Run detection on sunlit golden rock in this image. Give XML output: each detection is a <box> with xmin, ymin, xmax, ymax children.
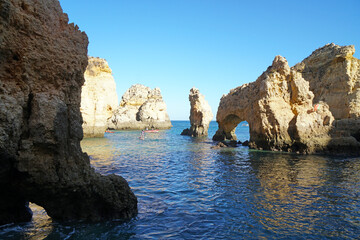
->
<box><xmin>108</xmin><ymin>84</ymin><xmax>172</xmax><ymax>129</ymax></box>
<box><xmin>81</xmin><ymin>57</ymin><xmax>118</xmax><ymax>137</ymax></box>
<box><xmin>182</xmin><ymin>87</ymin><xmax>213</xmax><ymax>137</ymax></box>
<box><xmin>214</xmin><ymin>44</ymin><xmax>360</xmax><ymax>154</ymax></box>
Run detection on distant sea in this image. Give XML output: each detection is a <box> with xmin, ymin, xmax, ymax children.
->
<box><xmin>1</xmin><ymin>121</ymin><xmax>360</xmax><ymax>239</ymax></box>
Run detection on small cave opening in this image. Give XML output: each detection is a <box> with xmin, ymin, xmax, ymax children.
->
<box><xmin>351</xmin><ymin>130</ymin><xmax>360</xmax><ymax>142</ymax></box>
<box><xmin>25</xmin><ymin>202</ymin><xmax>53</xmax><ymax>239</ymax></box>
<box><xmin>29</xmin><ymin>202</ymin><xmax>51</xmax><ymax>224</ymax></box>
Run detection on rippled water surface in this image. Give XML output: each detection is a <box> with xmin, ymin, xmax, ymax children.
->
<box><xmin>2</xmin><ymin>121</ymin><xmax>360</xmax><ymax>239</ymax></box>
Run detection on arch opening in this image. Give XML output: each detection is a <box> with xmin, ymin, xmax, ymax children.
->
<box><xmin>213</xmin><ymin>114</ymin><xmax>249</xmax><ymax>141</ymax></box>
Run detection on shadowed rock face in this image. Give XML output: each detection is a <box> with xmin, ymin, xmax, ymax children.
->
<box><xmin>213</xmin><ymin>45</ymin><xmax>360</xmax><ymax>154</ymax></box>
<box><xmin>0</xmin><ymin>0</ymin><xmax>137</xmax><ymax>224</ymax></box>
<box><xmin>181</xmin><ymin>87</ymin><xmax>213</xmax><ymax>137</ymax></box>
<box><xmin>81</xmin><ymin>57</ymin><xmax>118</xmax><ymax>138</ymax></box>
<box><xmin>108</xmin><ymin>84</ymin><xmax>172</xmax><ymax>130</ymax></box>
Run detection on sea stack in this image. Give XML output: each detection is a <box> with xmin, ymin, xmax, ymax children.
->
<box><xmin>213</xmin><ymin>44</ymin><xmax>360</xmax><ymax>155</ymax></box>
<box><xmin>81</xmin><ymin>57</ymin><xmax>118</xmax><ymax>137</ymax></box>
<box><xmin>0</xmin><ymin>0</ymin><xmax>137</xmax><ymax>224</ymax></box>
<box><xmin>108</xmin><ymin>84</ymin><xmax>172</xmax><ymax>130</ymax></box>
<box><xmin>181</xmin><ymin>87</ymin><xmax>213</xmax><ymax>137</ymax></box>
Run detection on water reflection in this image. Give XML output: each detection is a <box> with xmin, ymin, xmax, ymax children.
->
<box><xmin>25</xmin><ymin>203</ymin><xmax>53</xmax><ymax>240</ymax></box>
<box><xmin>81</xmin><ymin>136</ymin><xmax>118</xmax><ymax>170</ymax></box>
<box><xmin>0</xmin><ymin>203</ymin><xmax>53</xmax><ymax>240</ymax></box>
<box><xmin>247</xmin><ymin>152</ymin><xmax>360</xmax><ymax>238</ymax></box>
<box><xmin>1</xmin><ymin>122</ymin><xmax>360</xmax><ymax>239</ymax></box>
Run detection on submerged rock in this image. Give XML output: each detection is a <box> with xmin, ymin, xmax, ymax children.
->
<box><xmin>214</xmin><ymin>44</ymin><xmax>360</xmax><ymax>154</ymax></box>
<box><xmin>228</xmin><ymin>140</ymin><xmax>238</xmax><ymax>147</ymax></box>
<box><xmin>108</xmin><ymin>84</ymin><xmax>172</xmax><ymax>130</ymax></box>
<box><xmin>211</xmin><ymin>142</ymin><xmax>228</xmax><ymax>149</ymax></box>
<box><xmin>210</xmin><ymin>140</ymin><xmax>239</xmax><ymax>149</ymax></box>
<box><xmin>0</xmin><ymin>0</ymin><xmax>137</xmax><ymax>224</ymax></box>
<box><xmin>182</xmin><ymin>87</ymin><xmax>213</xmax><ymax>137</ymax></box>
<box><xmin>181</xmin><ymin>128</ymin><xmax>191</xmax><ymax>136</ymax></box>
<box><xmin>81</xmin><ymin>57</ymin><xmax>118</xmax><ymax>138</ymax></box>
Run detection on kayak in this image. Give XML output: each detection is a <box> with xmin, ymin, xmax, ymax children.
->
<box><xmin>144</xmin><ymin>129</ymin><xmax>159</xmax><ymax>133</ymax></box>
<box><xmin>105</xmin><ymin>130</ymin><xmax>114</xmax><ymax>133</ymax></box>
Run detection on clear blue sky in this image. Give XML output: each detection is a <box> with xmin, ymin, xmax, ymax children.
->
<box><xmin>60</xmin><ymin>0</ymin><xmax>360</xmax><ymax>120</ymax></box>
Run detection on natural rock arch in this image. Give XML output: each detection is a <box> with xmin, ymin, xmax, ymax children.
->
<box><xmin>213</xmin><ymin>114</ymin><xmax>243</xmax><ymax>141</ymax></box>
<box><xmin>213</xmin><ymin>56</ymin><xmax>298</xmax><ymax>147</ymax></box>
<box><xmin>213</xmin><ymin>55</ymin><xmax>334</xmax><ymax>152</ymax></box>
<box><xmin>213</xmin><ymin>44</ymin><xmax>360</xmax><ymax>154</ymax></box>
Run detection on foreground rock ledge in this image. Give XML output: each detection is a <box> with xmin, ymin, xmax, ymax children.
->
<box><xmin>0</xmin><ymin>0</ymin><xmax>137</xmax><ymax>224</ymax></box>
<box><xmin>213</xmin><ymin>44</ymin><xmax>360</xmax><ymax>154</ymax></box>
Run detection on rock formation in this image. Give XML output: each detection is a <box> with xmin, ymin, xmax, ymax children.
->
<box><xmin>108</xmin><ymin>84</ymin><xmax>172</xmax><ymax>129</ymax></box>
<box><xmin>181</xmin><ymin>87</ymin><xmax>213</xmax><ymax>137</ymax></box>
<box><xmin>293</xmin><ymin>43</ymin><xmax>360</xmax><ymax>119</ymax></box>
<box><xmin>0</xmin><ymin>0</ymin><xmax>137</xmax><ymax>224</ymax></box>
<box><xmin>81</xmin><ymin>57</ymin><xmax>118</xmax><ymax>138</ymax></box>
<box><xmin>213</xmin><ymin>44</ymin><xmax>360</xmax><ymax>154</ymax></box>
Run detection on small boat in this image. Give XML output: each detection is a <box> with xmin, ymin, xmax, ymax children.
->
<box><xmin>105</xmin><ymin>130</ymin><xmax>114</xmax><ymax>133</ymax></box>
<box><xmin>144</xmin><ymin>129</ymin><xmax>159</xmax><ymax>133</ymax></box>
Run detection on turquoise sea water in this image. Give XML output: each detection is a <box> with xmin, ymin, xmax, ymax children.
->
<box><xmin>1</xmin><ymin>121</ymin><xmax>360</xmax><ymax>239</ymax></box>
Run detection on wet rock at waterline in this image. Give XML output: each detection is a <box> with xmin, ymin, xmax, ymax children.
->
<box><xmin>210</xmin><ymin>140</ymin><xmax>241</xmax><ymax>149</ymax></box>
<box><xmin>182</xmin><ymin>87</ymin><xmax>213</xmax><ymax>137</ymax></box>
<box><xmin>181</xmin><ymin>128</ymin><xmax>191</xmax><ymax>136</ymax></box>
<box><xmin>108</xmin><ymin>84</ymin><xmax>172</xmax><ymax>130</ymax></box>
<box><xmin>81</xmin><ymin>57</ymin><xmax>118</xmax><ymax>138</ymax></box>
<box><xmin>213</xmin><ymin>44</ymin><xmax>360</xmax><ymax>154</ymax></box>
<box><xmin>0</xmin><ymin>0</ymin><xmax>137</xmax><ymax>224</ymax></box>
<box><xmin>211</xmin><ymin>142</ymin><xmax>228</xmax><ymax>149</ymax></box>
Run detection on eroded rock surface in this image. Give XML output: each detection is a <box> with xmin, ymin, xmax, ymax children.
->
<box><xmin>108</xmin><ymin>84</ymin><xmax>172</xmax><ymax>129</ymax></box>
<box><xmin>293</xmin><ymin>43</ymin><xmax>360</xmax><ymax>119</ymax></box>
<box><xmin>181</xmin><ymin>87</ymin><xmax>213</xmax><ymax>137</ymax></box>
<box><xmin>81</xmin><ymin>57</ymin><xmax>118</xmax><ymax>137</ymax></box>
<box><xmin>214</xmin><ymin>45</ymin><xmax>360</xmax><ymax>154</ymax></box>
<box><xmin>0</xmin><ymin>0</ymin><xmax>137</xmax><ymax>224</ymax></box>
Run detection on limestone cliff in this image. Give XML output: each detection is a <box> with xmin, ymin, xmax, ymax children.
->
<box><xmin>293</xmin><ymin>43</ymin><xmax>360</xmax><ymax>119</ymax></box>
<box><xmin>81</xmin><ymin>57</ymin><xmax>118</xmax><ymax>138</ymax></box>
<box><xmin>108</xmin><ymin>84</ymin><xmax>172</xmax><ymax>129</ymax></box>
<box><xmin>214</xmin><ymin>45</ymin><xmax>360</xmax><ymax>154</ymax></box>
<box><xmin>181</xmin><ymin>87</ymin><xmax>213</xmax><ymax>137</ymax></box>
<box><xmin>0</xmin><ymin>0</ymin><xmax>137</xmax><ymax>224</ymax></box>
